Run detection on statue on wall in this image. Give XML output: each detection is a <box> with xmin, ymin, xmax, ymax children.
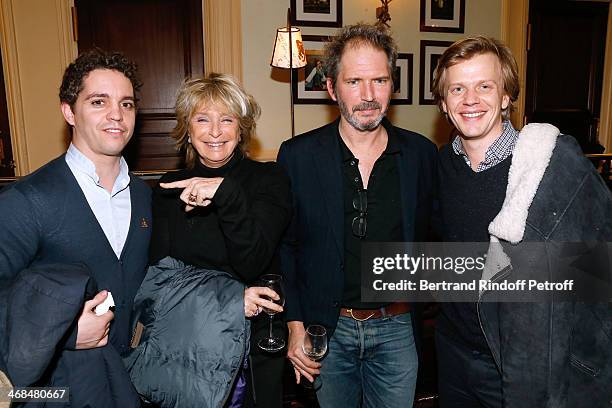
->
<box><xmin>376</xmin><ymin>0</ymin><xmax>392</xmax><ymax>28</ymax></box>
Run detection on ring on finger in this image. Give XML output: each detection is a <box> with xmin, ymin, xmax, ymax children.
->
<box><xmin>188</xmin><ymin>193</ymin><xmax>197</xmax><ymax>203</ymax></box>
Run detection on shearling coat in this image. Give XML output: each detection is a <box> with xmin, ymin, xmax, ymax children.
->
<box><xmin>478</xmin><ymin>124</ymin><xmax>612</xmax><ymax>407</ymax></box>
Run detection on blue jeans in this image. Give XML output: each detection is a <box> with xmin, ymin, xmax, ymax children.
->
<box><xmin>316</xmin><ymin>312</ymin><xmax>418</xmax><ymax>408</ymax></box>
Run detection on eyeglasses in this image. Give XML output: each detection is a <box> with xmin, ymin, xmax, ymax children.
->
<box><xmin>351</xmin><ymin>189</ymin><xmax>367</xmax><ymax>238</ymax></box>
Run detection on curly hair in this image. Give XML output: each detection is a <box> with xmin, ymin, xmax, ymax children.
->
<box><xmin>173</xmin><ymin>73</ymin><xmax>261</xmax><ymax>169</ymax></box>
<box><xmin>432</xmin><ymin>36</ymin><xmax>519</xmax><ymax>120</ymax></box>
<box><xmin>59</xmin><ymin>48</ymin><xmax>142</xmax><ymax>107</ymax></box>
<box><xmin>324</xmin><ymin>23</ymin><xmax>398</xmax><ymax>92</ymax></box>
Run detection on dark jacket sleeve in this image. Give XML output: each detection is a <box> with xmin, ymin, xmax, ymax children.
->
<box><xmin>148</xmin><ymin>176</ymin><xmax>175</xmax><ymax>265</ymax></box>
<box><xmin>213</xmin><ymin>162</ymin><xmax>292</xmax><ymax>282</ymax></box>
<box><xmin>6</xmin><ymin>263</ymin><xmax>140</xmax><ymax>406</ymax></box>
<box><xmin>0</xmin><ymin>185</ymin><xmax>41</xmax><ymax>279</ymax></box>
<box><xmin>0</xmin><ymin>184</ymin><xmax>88</xmax><ymax>357</ymax></box>
<box><xmin>429</xmin><ymin>145</ymin><xmax>442</xmax><ymax>241</ymax></box>
<box><xmin>0</xmin><ymin>185</ymin><xmax>42</xmax><ymax>369</ymax></box>
<box><xmin>5</xmin><ymin>263</ymin><xmax>93</xmax><ymax>386</ymax></box>
<box><xmin>276</xmin><ymin>143</ymin><xmax>303</xmax><ymax>322</ymax></box>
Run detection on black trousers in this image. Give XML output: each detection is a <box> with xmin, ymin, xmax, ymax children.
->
<box><xmin>244</xmin><ymin>315</ymin><xmax>287</xmax><ymax>408</ymax></box>
<box><xmin>435</xmin><ymin>330</ymin><xmax>503</xmax><ymax>408</ymax></box>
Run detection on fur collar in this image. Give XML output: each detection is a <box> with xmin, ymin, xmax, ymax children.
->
<box><xmin>488</xmin><ymin>123</ymin><xmax>560</xmax><ymax>244</ymax></box>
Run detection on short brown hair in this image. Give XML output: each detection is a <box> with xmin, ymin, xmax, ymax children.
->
<box><xmin>59</xmin><ymin>48</ymin><xmax>141</xmax><ymax>108</ymax></box>
<box><xmin>324</xmin><ymin>23</ymin><xmax>398</xmax><ymax>91</ymax></box>
<box><xmin>173</xmin><ymin>73</ymin><xmax>261</xmax><ymax>168</ymax></box>
<box><xmin>432</xmin><ymin>36</ymin><xmax>519</xmax><ymax>119</ymax></box>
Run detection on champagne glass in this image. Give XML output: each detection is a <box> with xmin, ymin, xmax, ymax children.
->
<box><xmin>301</xmin><ymin>324</ymin><xmax>327</xmax><ymax>389</ymax></box>
<box><xmin>257</xmin><ymin>274</ymin><xmax>286</xmax><ymax>352</ymax></box>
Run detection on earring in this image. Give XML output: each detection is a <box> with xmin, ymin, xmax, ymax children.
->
<box><xmin>188</xmin><ymin>136</ymin><xmax>191</xmax><ymax>144</ymax></box>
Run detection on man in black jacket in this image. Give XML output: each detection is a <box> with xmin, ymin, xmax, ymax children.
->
<box><xmin>433</xmin><ymin>36</ymin><xmax>612</xmax><ymax>407</ymax></box>
<box><xmin>278</xmin><ymin>23</ymin><xmax>437</xmax><ymax>407</ymax></box>
<box><xmin>0</xmin><ymin>49</ymin><xmax>150</xmax><ymax>405</ymax></box>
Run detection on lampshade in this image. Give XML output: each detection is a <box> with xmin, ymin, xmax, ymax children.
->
<box><xmin>270</xmin><ymin>27</ymin><xmax>307</xmax><ymax>68</ymax></box>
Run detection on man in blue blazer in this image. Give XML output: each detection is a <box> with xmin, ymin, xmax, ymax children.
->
<box><xmin>0</xmin><ymin>49</ymin><xmax>151</xmax><ymax>402</ymax></box>
<box><xmin>278</xmin><ymin>24</ymin><xmax>437</xmax><ymax>407</ymax></box>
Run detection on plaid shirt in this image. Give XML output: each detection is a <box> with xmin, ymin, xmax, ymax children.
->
<box><xmin>452</xmin><ymin>120</ymin><xmax>519</xmax><ymax>172</ymax></box>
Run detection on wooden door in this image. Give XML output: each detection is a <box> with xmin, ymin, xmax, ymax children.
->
<box><xmin>75</xmin><ymin>0</ymin><xmax>204</xmax><ymax>170</ymax></box>
<box><xmin>525</xmin><ymin>0</ymin><xmax>609</xmax><ymax>153</ymax></box>
<box><xmin>0</xmin><ymin>44</ymin><xmax>15</xmax><ymax>177</ymax></box>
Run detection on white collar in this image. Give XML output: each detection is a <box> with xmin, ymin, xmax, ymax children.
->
<box><xmin>66</xmin><ymin>143</ymin><xmax>130</xmax><ymax>195</ymax></box>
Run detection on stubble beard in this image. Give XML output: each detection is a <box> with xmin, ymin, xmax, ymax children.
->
<box><xmin>337</xmin><ymin>97</ymin><xmax>388</xmax><ymax>132</ymax></box>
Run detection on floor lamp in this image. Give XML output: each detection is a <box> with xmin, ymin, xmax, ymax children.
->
<box><xmin>270</xmin><ymin>9</ymin><xmax>307</xmax><ymax>138</ymax></box>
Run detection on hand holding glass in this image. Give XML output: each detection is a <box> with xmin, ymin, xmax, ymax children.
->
<box><xmin>257</xmin><ymin>274</ymin><xmax>286</xmax><ymax>352</ymax></box>
<box><xmin>301</xmin><ymin>324</ymin><xmax>327</xmax><ymax>388</ymax></box>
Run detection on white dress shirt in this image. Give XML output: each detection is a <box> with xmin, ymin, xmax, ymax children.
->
<box><xmin>65</xmin><ymin>143</ymin><xmax>132</xmax><ymax>258</ymax></box>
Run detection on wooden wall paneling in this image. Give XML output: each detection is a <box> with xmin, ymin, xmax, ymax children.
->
<box><xmin>75</xmin><ymin>0</ymin><xmax>204</xmax><ymax>170</ymax></box>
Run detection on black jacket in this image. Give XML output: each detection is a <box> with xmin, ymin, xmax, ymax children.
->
<box><xmin>3</xmin><ymin>263</ymin><xmax>140</xmax><ymax>407</ymax></box>
<box><xmin>478</xmin><ymin>124</ymin><xmax>612</xmax><ymax>407</ymax></box>
<box><xmin>277</xmin><ymin>117</ymin><xmax>438</xmax><ymax>335</ymax></box>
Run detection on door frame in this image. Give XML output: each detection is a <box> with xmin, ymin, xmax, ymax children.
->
<box><xmin>600</xmin><ymin>6</ymin><xmax>612</xmax><ymax>152</ymax></box>
<box><xmin>502</xmin><ymin>0</ymin><xmax>612</xmax><ymax>152</ymax></box>
<box><xmin>0</xmin><ymin>0</ymin><xmax>30</xmax><ymax>176</ymax></box>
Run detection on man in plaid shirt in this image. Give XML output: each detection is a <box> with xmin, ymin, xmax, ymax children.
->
<box><xmin>432</xmin><ymin>36</ymin><xmax>611</xmax><ymax>407</ymax></box>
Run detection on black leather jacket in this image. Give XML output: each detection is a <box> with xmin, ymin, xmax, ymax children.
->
<box><xmin>478</xmin><ymin>124</ymin><xmax>612</xmax><ymax>407</ymax></box>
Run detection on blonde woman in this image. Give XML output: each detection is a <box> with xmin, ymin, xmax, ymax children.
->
<box><xmin>150</xmin><ymin>73</ymin><xmax>291</xmax><ymax>407</ymax></box>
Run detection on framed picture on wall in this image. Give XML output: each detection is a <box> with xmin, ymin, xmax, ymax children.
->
<box><xmin>391</xmin><ymin>53</ymin><xmax>414</xmax><ymax>105</ymax></box>
<box><xmin>292</xmin><ymin>35</ymin><xmax>335</xmax><ymax>104</ymax></box>
<box><xmin>419</xmin><ymin>40</ymin><xmax>452</xmax><ymax>105</ymax></box>
<box><xmin>290</xmin><ymin>0</ymin><xmax>342</xmax><ymax>27</ymax></box>
<box><xmin>420</xmin><ymin>0</ymin><xmax>465</xmax><ymax>33</ymax></box>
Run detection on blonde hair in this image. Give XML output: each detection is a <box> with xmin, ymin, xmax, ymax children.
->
<box><xmin>432</xmin><ymin>36</ymin><xmax>519</xmax><ymax>120</ymax></box>
<box><xmin>173</xmin><ymin>73</ymin><xmax>261</xmax><ymax>168</ymax></box>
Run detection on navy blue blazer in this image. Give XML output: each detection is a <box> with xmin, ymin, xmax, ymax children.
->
<box><xmin>5</xmin><ymin>263</ymin><xmax>141</xmax><ymax>407</ymax></box>
<box><xmin>277</xmin><ymin>118</ymin><xmax>438</xmax><ymax>334</ymax></box>
<box><xmin>0</xmin><ymin>155</ymin><xmax>151</xmax><ymax>362</ymax></box>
